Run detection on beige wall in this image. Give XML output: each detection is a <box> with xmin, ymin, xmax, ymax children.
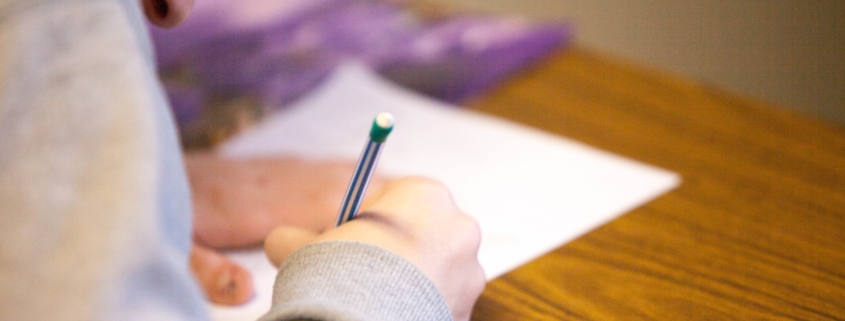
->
<box><xmin>427</xmin><ymin>0</ymin><xmax>845</xmax><ymax>126</ymax></box>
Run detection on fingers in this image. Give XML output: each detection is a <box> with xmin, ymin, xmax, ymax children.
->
<box><xmin>259</xmin><ymin>176</ymin><xmax>485</xmax><ymax>320</ymax></box>
<box><xmin>452</xmin><ymin>238</ymin><xmax>486</xmax><ymax>321</ymax></box>
<box><xmin>327</xmin><ymin>176</ymin><xmax>487</xmax><ymax>320</ymax></box>
<box><xmin>451</xmin><ymin>269</ymin><xmax>485</xmax><ymax>321</ymax></box>
<box><xmin>264</xmin><ymin>226</ymin><xmax>320</xmax><ymax>267</ymax></box>
<box><xmin>187</xmin><ymin>154</ymin><xmax>380</xmax><ymax>249</ymax></box>
<box><xmin>189</xmin><ymin>243</ymin><xmax>254</xmax><ymax>305</ymax></box>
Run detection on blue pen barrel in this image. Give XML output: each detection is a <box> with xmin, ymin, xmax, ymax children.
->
<box><xmin>335</xmin><ymin>113</ymin><xmax>394</xmax><ymax>227</ymax></box>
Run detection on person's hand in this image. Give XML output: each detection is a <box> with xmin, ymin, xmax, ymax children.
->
<box><xmin>189</xmin><ymin>242</ymin><xmax>254</xmax><ymax>305</ymax></box>
<box><xmin>186</xmin><ymin>152</ymin><xmax>388</xmax><ymax>249</ymax></box>
<box><xmin>184</xmin><ymin>152</ymin><xmax>388</xmax><ymax>306</ymax></box>
<box><xmin>264</xmin><ymin>176</ymin><xmax>486</xmax><ymax>321</ymax></box>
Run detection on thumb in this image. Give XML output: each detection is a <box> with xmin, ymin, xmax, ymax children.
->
<box><xmin>264</xmin><ymin>225</ymin><xmax>320</xmax><ymax>267</ymax></box>
<box><xmin>189</xmin><ymin>242</ymin><xmax>254</xmax><ymax>305</ymax></box>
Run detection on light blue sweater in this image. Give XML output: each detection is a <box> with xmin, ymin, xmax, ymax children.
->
<box><xmin>0</xmin><ymin>0</ymin><xmax>450</xmax><ymax>320</ymax></box>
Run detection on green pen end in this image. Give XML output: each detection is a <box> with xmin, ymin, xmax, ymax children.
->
<box><xmin>369</xmin><ymin>112</ymin><xmax>394</xmax><ymax>142</ymax></box>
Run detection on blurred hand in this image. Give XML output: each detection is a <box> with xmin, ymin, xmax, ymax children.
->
<box><xmin>186</xmin><ymin>152</ymin><xmax>387</xmax><ymax>249</ymax></box>
<box><xmin>184</xmin><ymin>152</ymin><xmax>388</xmax><ymax>306</ymax></box>
<box><xmin>264</xmin><ymin>176</ymin><xmax>486</xmax><ymax>321</ymax></box>
<box><xmin>189</xmin><ymin>242</ymin><xmax>253</xmax><ymax>305</ymax></box>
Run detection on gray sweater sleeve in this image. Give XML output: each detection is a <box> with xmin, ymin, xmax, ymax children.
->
<box><xmin>261</xmin><ymin>242</ymin><xmax>453</xmax><ymax>321</ymax></box>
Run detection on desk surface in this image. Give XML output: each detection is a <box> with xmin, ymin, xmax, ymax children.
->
<box><xmin>466</xmin><ymin>47</ymin><xmax>845</xmax><ymax>320</ymax></box>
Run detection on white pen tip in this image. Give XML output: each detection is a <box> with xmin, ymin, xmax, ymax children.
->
<box><xmin>375</xmin><ymin>112</ymin><xmax>394</xmax><ymax>129</ymax></box>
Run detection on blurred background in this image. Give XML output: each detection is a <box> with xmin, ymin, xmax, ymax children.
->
<box><xmin>427</xmin><ymin>0</ymin><xmax>845</xmax><ymax>127</ymax></box>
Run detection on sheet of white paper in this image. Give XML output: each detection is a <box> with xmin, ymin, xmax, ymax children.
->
<box><xmin>207</xmin><ymin>62</ymin><xmax>681</xmax><ymax>320</ymax></box>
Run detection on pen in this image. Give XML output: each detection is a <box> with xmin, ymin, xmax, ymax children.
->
<box><xmin>335</xmin><ymin>112</ymin><xmax>394</xmax><ymax>227</ymax></box>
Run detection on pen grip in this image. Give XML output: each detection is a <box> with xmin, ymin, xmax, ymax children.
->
<box><xmin>335</xmin><ymin>139</ymin><xmax>384</xmax><ymax>226</ymax></box>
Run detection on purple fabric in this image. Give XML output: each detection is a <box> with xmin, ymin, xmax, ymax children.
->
<box><xmin>151</xmin><ymin>0</ymin><xmax>571</xmax><ymax>128</ymax></box>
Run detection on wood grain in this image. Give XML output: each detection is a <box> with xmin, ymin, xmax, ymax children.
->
<box><xmin>466</xmin><ymin>47</ymin><xmax>845</xmax><ymax>320</ymax></box>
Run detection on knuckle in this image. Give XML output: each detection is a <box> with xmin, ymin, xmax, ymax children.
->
<box><xmin>396</xmin><ymin>176</ymin><xmax>448</xmax><ymax>193</ymax></box>
<box><xmin>388</xmin><ymin>176</ymin><xmax>456</xmax><ymax>207</ymax></box>
<box><xmin>457</xmin><ymin>215</ymin><xmax>482</xmax><ymax>249</ymax></box>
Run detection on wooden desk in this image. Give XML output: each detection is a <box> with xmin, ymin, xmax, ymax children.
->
<box><xmin>466</xmin><ymin>47</ymin><xmax>845</xmax><ymax>320</ymax></box>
